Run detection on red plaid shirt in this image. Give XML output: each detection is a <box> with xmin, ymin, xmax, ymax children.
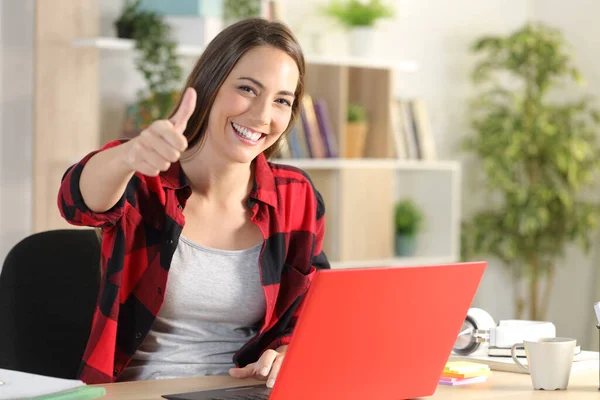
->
<box><xmin>57</xmin><ymin>140</ymin><xmax>329</xmax><ymax>384</ymax></box>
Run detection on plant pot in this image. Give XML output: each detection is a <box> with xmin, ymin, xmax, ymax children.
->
<box><xmin>348</xmin><ymin>26</ymin><xmax>375</xmax><ymax>58</ymax></box>
<box><xmin>345</xmin><ymin>122</ymin><xmax>368</xmax><ymax>158</ymax></box>
<box><xmin>395</xmin><ymin>233</ymin><xmax>416</xmax><ymax>257</ymax></box>
<box><xmin>115</xmin><ymin>20</ymin><xmax>135</xmax><ymax>39</ymax></box>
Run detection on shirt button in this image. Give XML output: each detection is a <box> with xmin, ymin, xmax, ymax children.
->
<box><xmin>157</xmin><ymin>287</ymin><xmax>162</xmax><ymax>294</ymax></box>
<box><xmin>136</xmin><ymin>332</ymin><xmax>142</xmax><ymax>339</ymax></box>
<box><xmin>177</xmin><ymin>205</ymin><xmax>183</xmax><ymax>211</ymax></box>
<box><xmin>166</xmin><ymin>239</ymin><xmax>174</xmax><ymax>245</ymax></box>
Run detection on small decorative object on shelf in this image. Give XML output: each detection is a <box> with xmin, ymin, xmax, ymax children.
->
<box><xmin>394</xmin><ymin>199</ymin><xmax>423</xmax><ymax>257</ymax></box>
<box><xmin>345</xmin><ymin>103</ymin><xmax>368</xmax><ymax>158</ymax></box>
<box><xmin>322</xmin><ymin>0</ymin><xmax>395</xmax><ymax>57</ymax></box>
<box><xmin>114</xmin><ymin>0</ymin><xmax>183</xmax><ymax>135</ymax></box>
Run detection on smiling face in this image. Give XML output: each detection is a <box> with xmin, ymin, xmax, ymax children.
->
<box><xmin>203</xmin><ymin>45</ymin><xmax>300</xmax><ymax>164</ymax></box>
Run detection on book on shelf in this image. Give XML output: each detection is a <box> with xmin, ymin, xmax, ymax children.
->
<box><xmin>276</xmin><ymin>93</ymin><xmax>338</xmax><ymax>160</ymax></box>
<box><xmin>390</xmin><ymin>98</ymin><xmax>437</xmax><ymax>161</ymax></box>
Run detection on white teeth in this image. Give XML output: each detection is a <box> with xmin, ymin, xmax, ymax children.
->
<box><xmin>232</xmin><ymin>122</ymin><xmax>261</xmax><ymax>141</ymax></box>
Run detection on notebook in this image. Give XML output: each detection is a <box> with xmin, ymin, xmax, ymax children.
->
<box><xmin>0</xmin><ymin>368</ymin><xmax>105</xmax><ymax>400</ymax></box>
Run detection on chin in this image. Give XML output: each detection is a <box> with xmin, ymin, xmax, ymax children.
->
<box><xmin>227</xmin><ymin>147</ymin><xmax>265</xmax><ymax>164</ymax></box>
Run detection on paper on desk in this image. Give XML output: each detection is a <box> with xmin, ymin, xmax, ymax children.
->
<box><xmin>0</xmin><ymin>368</ymin><xmax>85</xmax><ymax>400</ymax></box>
<box><xmin>448</xmin><ymin>351</ymin><xmax>599</xmax><ymax>374</ymax></box>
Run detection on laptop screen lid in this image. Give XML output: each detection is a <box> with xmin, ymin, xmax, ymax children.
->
<box><xmin>269</xmin><ymin>261</ymin><xmax>486</xmax><ymax>400</ymax></box>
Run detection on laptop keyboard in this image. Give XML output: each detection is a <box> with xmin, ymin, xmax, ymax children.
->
<box><xmin>209</xmin><ymin>394</ymin><xmax>269</xmax><ymax>400</ymax></box>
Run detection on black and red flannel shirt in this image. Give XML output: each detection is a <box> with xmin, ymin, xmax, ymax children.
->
<box><xmin>57</xmin><ymin>140</ymin><xmax>329</xmax><ymax>384</ymax></box>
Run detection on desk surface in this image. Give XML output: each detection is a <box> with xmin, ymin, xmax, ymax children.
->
<box><xmin>94</xmin><ymin>369</ymin><xmax>600</xmax><ymax>400</ymax></box>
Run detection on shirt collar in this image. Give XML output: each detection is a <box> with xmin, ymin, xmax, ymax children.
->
<box><xmin>249</xmin><ymin>152</ymin><xmax>278</xmax><ymax>209</ymax></box>
<box><xmin>159</xmin><ymin>152</ymin><xmax>278</xmax><ymax>209</ymax></box>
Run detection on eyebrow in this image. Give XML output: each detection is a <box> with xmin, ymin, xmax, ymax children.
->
<box><xmin>238</xmin><ymin>76</ymin><xmax>295</xmax><ymax>97</ymax></box>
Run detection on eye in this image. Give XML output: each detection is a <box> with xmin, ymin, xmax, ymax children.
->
<box><xmin>238</xmin><ymin>85</ymin><xmax>256</xmax><ymax>95</ymax></box>
<box><xmin>275</xmin><ymin>98</ymin><xmax>292</xmax><ymax>107</ymax></box>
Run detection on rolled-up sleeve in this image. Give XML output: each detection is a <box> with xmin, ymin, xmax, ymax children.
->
<box><xmin>57</xmin><ymin>140</ymin><xmax>128</xmax><ymax>228</ymax></box>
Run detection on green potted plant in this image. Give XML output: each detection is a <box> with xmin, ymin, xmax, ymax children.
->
<box><xmin>345</xmin><ymin>103</ymin><xmax>368</xmax><ymax>158</ymax></box>
<box><xmin>116</xmin><ymin>0</ymin><xmax>183</xmax><ymax>135</ymax></box>
<box><xmin>223</xmin><ymin>0</ymin><xmax>262</xmax><ymax>26</ymax></box>
<box><xmin>322</xmin><ymin>0</ymin><xmax>395</xmax><ymax>57</ymax></box>
<box><xmin>461</xmin><ymin>22</ymin><xmax>600</xmax><ymax>320</ymax></box>
<box><xmin>394</xmin><ymin>199</ymin><xmax>424</xmax><ymax>256</ymax></box>
<box><xmin>115</xmin><ymin>0</ymin><xmax>140</xmax><ymax>38</ymax></box>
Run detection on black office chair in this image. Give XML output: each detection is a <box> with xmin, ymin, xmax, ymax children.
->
<box><xmin>0</xmin><ymin>229</ymin><xmax>101</xmax><ymax>379</ymax></box>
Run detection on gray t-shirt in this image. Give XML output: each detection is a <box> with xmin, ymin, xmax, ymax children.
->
<box><xmin>118</xmin><ymin>235</ymin><xmax>266</xmax><ymax>381</ymax></box>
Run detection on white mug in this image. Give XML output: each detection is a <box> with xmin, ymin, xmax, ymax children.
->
<box><xmin>511</xmin><ymin>337</ymin><xmax>577</xmax><ymax>390</ymax></box>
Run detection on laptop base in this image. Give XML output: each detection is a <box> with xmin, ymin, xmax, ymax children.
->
<box><xmin>163</xmin><ymin>384</ymin><xmax>270</xmax><ymax>400</ymax></box>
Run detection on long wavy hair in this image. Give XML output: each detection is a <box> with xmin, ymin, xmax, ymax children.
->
<box><xmin>169</xmin><ymin>17</ymin><xmax>305</xmax><ymax>159</ymax></box>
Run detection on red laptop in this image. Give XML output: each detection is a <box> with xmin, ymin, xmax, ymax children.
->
<box><xmin>163</xmin><ymin>261</ymin><xmax>487</xmax><ymax>400</ymax></box>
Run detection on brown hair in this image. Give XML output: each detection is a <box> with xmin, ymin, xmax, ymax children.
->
<box><xmin>170</xmin><ymin>18</ymin><xmax>305</xmax><ymax>160</ymax></box>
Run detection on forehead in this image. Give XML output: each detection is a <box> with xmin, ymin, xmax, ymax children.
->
<box><xmin>229</xmin><ymin>45</ymin><xmax>299</xmax><ymax>91</ymax></box>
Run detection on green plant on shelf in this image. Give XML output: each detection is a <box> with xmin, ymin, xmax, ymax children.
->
<box><xmin>224</xmin><ymin>0</ymin><xmax>262</xmax><ymax>25</ymax></box>
<box><xmin>322</xmin><ymin>0</ymin><xmax>395</xmax><ymax>28</ymax></box>
<box><xmin>116</xmin><ymin>0</ymin><xmax>183</xmax><ymax>128</ymax></box>
<box><xmin>395</xmin><ymin>199</ymin><xmax>423</xmax><ymax>236</ymax></box>
<box><xmin>347</xmin><ymin>103</ymin><xmax>367</xmax><ymax>123</ymax></box>
<box><xmin>394</xmin><ymin>199</ymin><xmax>424</xmax><ymax>257</ymax></box>
<box><xmin>461</xmin><ymin>22</ymin><xmax>600</xmax><ymax>321</ymax></box>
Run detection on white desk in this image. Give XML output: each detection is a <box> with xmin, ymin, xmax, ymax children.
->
<box><xmin>94</xmin><ymin>369</ymin><xmax>599</xmax><ymax>399</ymax></box>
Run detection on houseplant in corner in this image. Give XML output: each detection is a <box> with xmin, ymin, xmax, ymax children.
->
<box><xmin>322</xmin><ymin>0</ymin><xmax>394</xmax><ymax>57</ymax></box>
<box><xmin>116</xmin><ymin>0</ymin><xmax>183</xmax><ymax>135</ymax></box>
<box><xmin>461</xmin><ymin>22</ymin><xmax>600</xmax><ymax>321</ymax></box>
<box><xmin>345</xmin><ymin>103</ymin><xmax>368</xmax><ymax>158</ymax></box>
<box><xmin>394</xmin><ymin>199</ymin><xmax>424</xmax><ymax>257</ymax></box>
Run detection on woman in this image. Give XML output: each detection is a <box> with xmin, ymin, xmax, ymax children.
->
<box><xmin>57</xmin><ymin>18</ymin><xmax>329</xmax><ymax>387</ymax></box>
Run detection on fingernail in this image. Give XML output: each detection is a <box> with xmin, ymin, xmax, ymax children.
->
<box><xmin>260</xmin><ymin>367</ymin><xmax>269</xmax><ymax>376</ymax></box>
<box><xmin>267</xmin><ymin>379</ymin><xmax>275</xmax><ymax>388</ymax></box>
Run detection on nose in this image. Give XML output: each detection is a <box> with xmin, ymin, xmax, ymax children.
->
<box><xmin>251</xmin><ymin>97</ymin><xmax>270</xmax><ymax>127</ymax></box>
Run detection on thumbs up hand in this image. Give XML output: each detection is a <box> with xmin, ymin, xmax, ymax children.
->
<box><xmin>124</xmin><ymin>87</ymin><xmax>197</xmax><ymax>177</ymax></box>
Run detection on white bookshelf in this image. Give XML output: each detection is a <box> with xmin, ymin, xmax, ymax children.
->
<box><xmin>71</xmin><ymin>37</ymin><xmax>419</xmax><ymax>71</ymax></box>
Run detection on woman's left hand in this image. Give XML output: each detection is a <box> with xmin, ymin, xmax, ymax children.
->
<box><xmin>229</xmin><ymin>346</ymin><xmax>288</xmax><ymax>388</ymax></box>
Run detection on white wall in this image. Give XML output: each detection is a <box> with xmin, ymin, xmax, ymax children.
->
<box><xmin>0</xmin><ymin>0</ymin><xmax>34</xmax><ymax>268</ymax></box>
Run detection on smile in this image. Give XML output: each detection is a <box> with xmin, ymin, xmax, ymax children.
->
<box><xmin>231</xmin><ymin>122</ymin><xmax>265</xmax><ymax>143</ymax></box>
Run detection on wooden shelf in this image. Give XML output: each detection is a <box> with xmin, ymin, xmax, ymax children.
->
<box><xmin>71</xmin><ymin>37</ymin><xmax>419</xmax><ymax>71</ymax></box>
<box><xmin>330</xmin><ymin>255</ymin><xmax>459</xmax><ymax>269</ymax></box>
<box><xmin>273</xmin><ymin>158</ymin><xmax>460</xmax><ymax>171</ymax></box>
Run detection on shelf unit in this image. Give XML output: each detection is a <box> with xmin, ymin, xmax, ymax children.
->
<box><xmin>71</xmin><ymin>37</ymin><xmax>420</xmax><ymax>72</ymax></box>
<box><xmin>68</xmin><ymin>36</ymin><xmax>461</xmax><ymax>269</ymax></box>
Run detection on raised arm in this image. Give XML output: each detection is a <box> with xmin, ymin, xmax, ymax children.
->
<box><xmin>79</xmin><ymin>88</ymin><xmax>196</xmax><ymax>213</ymax></box>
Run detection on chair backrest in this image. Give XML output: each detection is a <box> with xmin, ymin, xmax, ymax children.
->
<box><xmin>0</xmin><ymin>229</ymin><xmax>101</xmax><ymax>379</ymax></box>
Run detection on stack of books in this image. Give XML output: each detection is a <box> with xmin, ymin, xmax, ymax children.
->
<box><xmin>439</xmin><ymin>361</ymin><xmax>491</xmax><ymax>386</ymax></box>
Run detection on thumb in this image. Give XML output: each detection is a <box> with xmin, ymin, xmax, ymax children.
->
<box><xmin>170</xmin><ymin>87</ymin><xmax>197</xmax><ymax>132</ymax></box>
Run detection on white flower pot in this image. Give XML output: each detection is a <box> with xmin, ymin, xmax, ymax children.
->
<box><xmin>348</xmin><ymin>26</ymin><xmax>375</xmax><ymax>58</ymax></box>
